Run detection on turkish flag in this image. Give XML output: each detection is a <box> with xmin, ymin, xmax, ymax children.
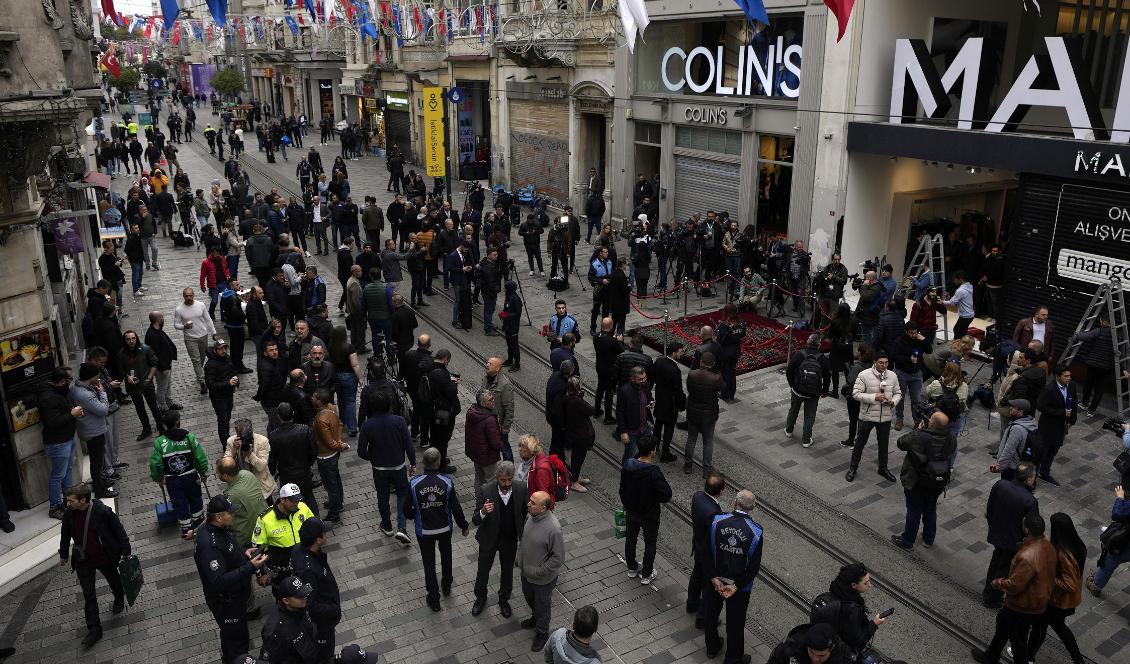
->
<box><xmin>101</xmin><ymin>43</ymin><xmax>121</xmax><ymax>78</ymax></box>
<box><xmin>824</xmin><ymin>0</ymin><xmax>855</xmax><ymax>42</ymax></box>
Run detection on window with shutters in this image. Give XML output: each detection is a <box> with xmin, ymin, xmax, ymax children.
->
<box><xmin>675</xmin><ymin>126</ymin><xmax>741</xmax><ymax>155</ymax></box>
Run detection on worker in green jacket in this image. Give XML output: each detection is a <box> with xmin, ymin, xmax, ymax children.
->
<box><xmin>149</xmin><ymin>410</ymin><xmax>210</xmax><ymax>536</ymax></box>
<box><xmin>216</xmin><ymin>455</ymin><xmax>267</xmax><ymax>548</ymax></box>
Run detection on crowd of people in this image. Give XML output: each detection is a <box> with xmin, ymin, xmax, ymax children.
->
<box><xmin>31</xmin><ymin>85</ymin><xmax>1129</xmax><ymax>664</ymax></box>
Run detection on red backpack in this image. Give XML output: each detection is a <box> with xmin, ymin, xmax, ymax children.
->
<box><xmin>544</xmin><ymin>454</ymin><xmax>571</xmax><ymax>503</ymax></box>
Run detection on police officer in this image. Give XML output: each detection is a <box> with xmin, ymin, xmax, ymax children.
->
<box><xmin>253</xmin><ymin>483</ymin><xmax>317</xmax><ymax>587</ymax></box>
<box><xmin>703</xmin><ymin>489</ymin><xmax>764</xmax><ymax>664</ymax></box>
<box><xmin>290</xmin><ymin>519</ymin><xmax>341</xmax><ymax>664</ymax></box>
<box><xmin>404</xmin><ymin>447</ymin><xmax>469</xmax><ymax>612</ymax></box>
<box><xmin>194</xmin><ymin>495</ymin><xmax>269</xmax><ymax>664</ymax></box>
<box><xmin>260</xmin><ymin>575</ymin><xmax>318</xmax><ymax>663</ymax></box>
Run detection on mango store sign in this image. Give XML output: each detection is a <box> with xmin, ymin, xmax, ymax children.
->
<box><xmin>661</xmin><ymin>39</ymin><xmax>803</xmax><ymax>99</ymax></box>
<box><xmin>889</xmin><ymin>36</ymin><xmax>1130</xmax><ymax>143</ymax></box>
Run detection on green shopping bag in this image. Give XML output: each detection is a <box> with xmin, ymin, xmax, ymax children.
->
<box><xmin>117</xmin><ymin>555</ymin><xmax>144</xmax><ymax>606</ymax></box>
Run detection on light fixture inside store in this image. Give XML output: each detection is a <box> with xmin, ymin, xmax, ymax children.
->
<box><xmin>968</xmin><ymin>166</ymin><xmax>980</xmax><ymax>174</ymax></box>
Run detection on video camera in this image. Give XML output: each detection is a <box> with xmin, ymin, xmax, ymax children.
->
<box><xmin>849</xmin><ymin>273</ymin><xmax>863</xmax><ymax>291</ymax></box>
<box><xmin>1102</xmin><ymin>417</ymin><xmax>1126</xmax><ymax>435</ymax></box>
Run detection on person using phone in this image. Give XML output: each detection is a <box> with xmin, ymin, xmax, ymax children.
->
<box><xmin>194</xmin><ymin>494</ymin><xmax>268</xmax><ymax>663</ymax></box>
<box><xmin>811</xmin><ymin>564</ymin><xmax>890</xmax><ymax>661</ymax></box>
<box><xmin>846</xmin><ymin>351</ymin><xmax>902</xmax><ymax>483</ymax></box>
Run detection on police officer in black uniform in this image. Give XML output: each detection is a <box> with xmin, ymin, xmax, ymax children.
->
<box><xmin>261</xmin><ymin>575</ymin><xmax>318</xmax><ymax>663</ymax></box>
<box><xmin>194</xmin><ymin>495</ymin><xmax>269</xmax><ymax>664</ymax></box>
<box><xmin>703</xmin><ymin>489</ymin><xmax>765</xmax><ymax>664</ymax></box>
<box><xmin>290</xmin><ymin>519</ymin><xmax>341</xmax><ymax>664</ymax></box>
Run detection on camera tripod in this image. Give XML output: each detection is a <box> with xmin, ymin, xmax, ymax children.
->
<box><xmin>504</xmin><ymin>259</ymin><xmax>533</xmax><ymax>326</ymax></box>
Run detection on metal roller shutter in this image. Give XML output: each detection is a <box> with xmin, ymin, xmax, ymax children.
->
<box><xmin>384</xmin><ymin>110</ymin><xmax>412</xmax><ymax>160</ymax></box>
<box><xmin>509</xmin><ymin>99</ymin><xmax>570</xmax><ymax>201</ymax></box>
<box><xmin>1002</xmin><ymin>173</ymin><xmax>1130</xmax><ymax>358</ymax></box>
<box><xmin>673</xmin><ymin>155</ymin><xmax>740</xmax><ymax>225</ymax></box>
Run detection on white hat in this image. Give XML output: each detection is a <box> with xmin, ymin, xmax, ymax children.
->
<box><xmin>637</xmin><ymin>213</ymin><xmax>649</xmax><ymax>223</ymax></box>
<box><xmin>278</xmin><ymin>483</ymin><xmax>303</xmax><ymax>500</ymax></box>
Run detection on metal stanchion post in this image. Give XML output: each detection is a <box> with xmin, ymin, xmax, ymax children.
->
<box><xmin>684</xmin><ymin>279</ymin><xmax>690</xmax><ymax>319</ymax></box>
<box><xmin>781</xmin><ymin>321</ymin><xmax>794</xmax><ymax>374</ymax></box>
<box><xmin>663</xmin><ymin>309</ymin><xmax>670</xmax><ymax>356</ymax></box>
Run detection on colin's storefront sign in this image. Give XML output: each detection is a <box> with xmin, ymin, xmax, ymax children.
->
<box><xmin>661</xmin><ymin>39</ymin><xmax>803</xmax><ymax>99</ymax></box>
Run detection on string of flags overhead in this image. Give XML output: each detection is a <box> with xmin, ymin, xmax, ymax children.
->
<box><xmin>95</xmin><ymin>1</ymin><xmax>507</xmax><ymax>46</ymax></box>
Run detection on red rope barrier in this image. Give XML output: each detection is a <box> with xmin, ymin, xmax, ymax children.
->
<box><xmin>629</xmin><ymin>296</ymin><xmax>668</xmax><ymax>320</ymax></box>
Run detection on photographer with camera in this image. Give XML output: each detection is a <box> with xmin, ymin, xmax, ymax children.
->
<box><xmin>674</xmin><ymin>221</ymin><xmax>699</xmax><ymax>287</ymax></box>
<box><xmin>721</xmin><ymin>221</ymin><xmax>742</xmax><ymax>298</ymax></box>
<box><xmin>518</xmin><ymin>213</ymin><xmax>545</xmax><ymax>277</ymax></box>
<box><xmin>630</xmin><ymin>218</ymin><xmax>655</xmax><ymax>296</ymax></box>
<box><xmin>854</xmin><ymin>271</ymin><xmax>883</xmax><ymax>348</ymax></box>
<box><xmin>783</xmin><ymin>240</ymin><xmax>812</xmax><ymax>317</ymax></box>
<box><xmin>816</xmin><ymin>254</ymin><xmax>849</xmax><ymax>328</ymax></box>
<box><xmin>225</xmin><ymin>418</ymin><xmax>276</xmax><ymax>502</ymax></box>
<box><xmin>548</xmin><ymin>217</ymin><xmax>572</xmax><ymax>287</ymax></box>
<box><xmin>695</xmin><ymin>212</ymin><xmax>723</xmax><ymax>287</ymax></box>
<box><xmin>654</xmin><ymin>223</ymin><xmax>675</xmax><ymax>292</ymax></box>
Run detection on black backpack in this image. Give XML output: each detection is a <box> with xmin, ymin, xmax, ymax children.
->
<box><xmin>1019</xmin><ymin>426</ymin><xmax>1043</xmax><ymax>462</ymax></box>
<box><xmin>809</xmin><ymin>592</ymin><xmax>843</xmax><ymax>631</ymax></box>
<box><xmin>794</xmin><ymin>352</ymin><xmax>824</xmax><ymax>398</ymax></box>
<box><xmin>916</xmin><ymin>433</ymin><xmax>953</xmax><ymax>493</ymax></box>
<box><xmin>935</xmin><ymin>385</ymin><xmax>962</xmax><ymax>421</ymax></box>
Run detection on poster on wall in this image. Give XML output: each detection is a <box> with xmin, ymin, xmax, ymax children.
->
<box><xmin>458</xmin><ymin>100</ymin><xmax>475</xmax><ymax>168</ymax></box>
<box><xmin>1048</xmin><ymin>184</ymin><xmax>1130</xmax><ymax>295</ymax></box>
<box><xmin>0</xmin><ymin>327</ymin><xmax>57</xmax><ymax>432</ymax></box>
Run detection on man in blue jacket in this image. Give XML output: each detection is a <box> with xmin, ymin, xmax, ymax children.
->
<box><xmin>404</xmin><ymin>447</ymin><xmax>469</xmax><ymax>612</ymax></box>
<box><xmin>358</xmin><ymin>392</ymin><xmax>416</xmax><ymax>544</ymax></box>
<box><xmin>704</xmin><ymin>489</ymin><xmax>764</xmax><ymax>664</ymax></box>
<box><xmin>687</xmin><ymin>473</ymin><xmax>725</xmax><ymax>626</ymax></box>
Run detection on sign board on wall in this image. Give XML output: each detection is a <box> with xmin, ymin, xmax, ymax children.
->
<box><xmin>888</xmin><ymin>36</ymin><xmax>1123</xmax><ymax>142</ymax></box>
<box><xmin>1048</xmin><ymin>184</ymin><xmax>1130</xmax><ymax>294</ymax></box>
<box><xmin>0</xmin><ymin>327</ymin><xmax>56</xmax><ymax>432</ymax></box>
<box><xmin>422</xmin><ymin>86</ymin><xmax>447</xmax><ymax>178</ymax></box>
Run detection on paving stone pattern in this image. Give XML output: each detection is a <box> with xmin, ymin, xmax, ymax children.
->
<box><xmin>230</xmin><ymin>128</ymin><xmax>1130</xmax><ymax>661</ymax></box>
<box><xmin>0</xmin><ymin>125</ymin><xmax>771</xmax><ymax>664</ymax></box>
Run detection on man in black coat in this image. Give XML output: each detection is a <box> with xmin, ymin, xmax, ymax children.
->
<box><xmin>204</xmin><ymin>339</ymin><xmax>240</xmax><ymax>451</ymax></box>
<box><xmin>426</xmin><ymin>350</ymin><xmax>461</xmax><ymax>472</ymax></box>
<box><xmin>59</xmin><ymin>483</ymin><xmax>131</xmax><ymax>648</ymax></box>
<box><xmin>615</xmin><ymin>366</ymin><xmax>653</xmax><ymax>462</ymax></box>
<box><xmin>650</xmin><ymin>343</ymin><xmax>685</xmax><ymax>463</ymax></box>
<box><xmin>254</xmin><ymin>340</ymin><xmax>287</xmax><ymax>432</ymax></box>
<box><xmin>471</xmin><ymin>462</ymin><xmax>528</xmax><ymax>618</ymax></box>
<box><xmin>687</xmin><ymin>473</ymin><xmax>724</xmax><ymax>626</ymax></box>
<box><xmin>290</xmin><ymin>519</ymin><xmax>340</xmax><ymax>663</ymax></box>
<box><xmin>145</xmin><ymin>311</ymin><xmax>181</xmax><ymax>413</ymax></box>
<box><xmin>981</xmin><ymin>462</ymin><xmax>1039</xmax><ymax>608</ymax></box>
<box><xmin>402</xmin><ymin>335</ymin><xmax>433</xmax><ymax>446</ymax></box>
<box><xmin>592</xmin><ymin>318</ymin><xmax>625</xmax><ymax>424</ymax></box>
<box><xmin>267</xmin><ymin>403</ymin><xmax>320</xmax><ymax>517</ymax></box>
<box><xmin>1035</xmin><ymin>364</ymin><xmax>1077</xmax><ymax>486</ymax></box>
<box><xmin>607</xmin><ymin>258</ymin><xmax>632</xmax><ymax>335</ymax></box>
<box><xmin>245</xmin><ymin>285</ymin><xmax>270</xmax><ymax>354</ymax></box>
<box><xmin>284</xmin><ymin>369</ymin><xmax>316</xmax><ymax>426</ymax></box>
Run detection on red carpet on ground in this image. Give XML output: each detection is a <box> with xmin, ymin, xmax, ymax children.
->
<box><xmin>634</xmin><ymin>309</ymin><xmax>818</xmax><ymax>375</ymax></box>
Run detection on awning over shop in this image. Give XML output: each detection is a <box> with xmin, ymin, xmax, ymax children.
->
<box><xmin>68</xmin><ymin>171</ymin><xmax>111</xmax><ymax>190</ymax></box>
<box><xmin>846</xmin><ymin>122</ymin><xmax>1130</xmax><ymax>186</ymax></box>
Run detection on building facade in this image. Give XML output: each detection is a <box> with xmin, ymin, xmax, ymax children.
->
<box><xmin>822</xmin><ymin>0</ymin><xmax>1130</xmax><ymax>350</ymax></box>
<box><xmin>0</xmin><ymin>0</ymin><xmax>102</xmax><ymax>508</ymax></box>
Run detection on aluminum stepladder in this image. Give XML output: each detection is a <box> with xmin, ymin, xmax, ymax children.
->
<box><xmin>1060</xmin><ymin>277</ymin><xmax>1130</xmax><ymax>416</ymax></box>
<box><xmin>901</xmin><ymin>233</ymin><xmax>948</xmax><ymax>340</ymax></box>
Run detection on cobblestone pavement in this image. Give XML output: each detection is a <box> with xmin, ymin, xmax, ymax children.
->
<box><xmin>227</xmin><ymin>124</ymin><xmax>1130</xmax><ymax>661</ymax></box>
<box><xmin>0</xmin><ymin>121</ymin><xmax>772</xmax><ymax>664</ymax></box>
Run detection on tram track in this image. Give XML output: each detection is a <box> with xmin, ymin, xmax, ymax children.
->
<box><xmin>225</xmin><ymin>147</ymin><xmax>1089</xmax><ymax>663</ymax></box>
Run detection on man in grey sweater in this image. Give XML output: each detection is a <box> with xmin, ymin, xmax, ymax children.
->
<box><xmin>994</xmin><ymin>399</ymin><xmax>1036</xmax><ymax>481</ymax></box>
<box><xmin>519</xmin><ymin>490</ymin><xmax>565</xmax><ymax>652</ymax></box>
